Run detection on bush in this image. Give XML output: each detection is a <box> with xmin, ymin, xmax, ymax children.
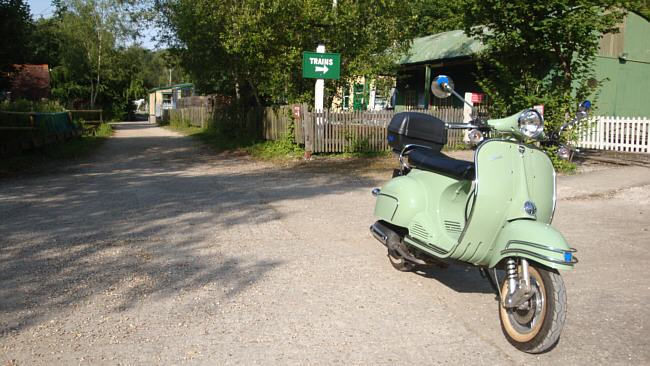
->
<box><xmin>0</xmin><ymin>99</ymin><xmax>66</xmax><ymax>112</ymax></box>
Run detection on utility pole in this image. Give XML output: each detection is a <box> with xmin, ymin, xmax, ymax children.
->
<box><xmin>168</xmin><ymin>68</ymin><xmax>172</xmax><ymax>85</ymax></box>
<box><xmin>315</xmin><ymin>0</ymin><xmax>336</xmax><ymax>112</ymax></box>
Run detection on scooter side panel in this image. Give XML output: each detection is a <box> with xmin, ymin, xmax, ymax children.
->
<box><xmin>375</xmin><ymin>170</ymin><xmax>469</xmax><ymax>254</ymax></box>
<box><xmin>405</xmin><ymin>170</ymin><xmax>470</xmax><ymax>254</ymax></box>
<box><xmin>373</xmin><ymin>176</ymin><xmax>425</xmax><ymax>227</ymax></box>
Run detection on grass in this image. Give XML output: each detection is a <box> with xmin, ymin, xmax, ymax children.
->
<box><xmin>167</xmin><ymin>122</ymin><xmax>472</xmax><ymax>164</ymax></box>
<box><xmin>0</xmin><ymin>123</ymin><xmax>113</xmax><ymax>176</ymax></box>
<box><xmin>168</xmin><ymin>122</ymin><xmax>305</xmax><ymax>161</ymax></box>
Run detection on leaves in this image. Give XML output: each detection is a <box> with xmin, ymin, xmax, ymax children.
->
<box><xmin>157</xmin><ymin>0</ymin><xmax>421</xmax><ymax>106</ymax></box>
<box><xmin>463</xmin><ymin>0</ymin><xmax>626</xmax><ymax>127</ymax></box>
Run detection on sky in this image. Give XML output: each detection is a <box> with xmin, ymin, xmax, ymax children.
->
<box><xmin>26</xmin><ymin>0</ymin><xmax>160</xmax><ymax>49</ymax></box>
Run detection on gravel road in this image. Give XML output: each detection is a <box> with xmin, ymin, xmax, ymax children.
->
<box><xmin>1</xmin><ymin>122</ymin><xmax>649</xmax><ymax>365</ymax></box>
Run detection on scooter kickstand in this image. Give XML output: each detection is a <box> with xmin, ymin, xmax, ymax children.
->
<box><xmin>479</xmin><ymin>268</ymin><xmax>500</xmax><ymax>300</ymax></box>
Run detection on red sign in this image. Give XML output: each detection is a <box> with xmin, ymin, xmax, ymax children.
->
<box><xmin>533</xmin><ymin>104</ymin><xmax>544</xmax><ymax>116</ymax></box>
<box><xmin>292</xmin><ymin>105</ymin><xmax>301</xmax><ymax>120</ymax></box>
<box><xmin>471</xmin><ymin>93</ymin><xmax>485</xmax><ymax>104</ymax></box>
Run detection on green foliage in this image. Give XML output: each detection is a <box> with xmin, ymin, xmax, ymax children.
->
<box><xmin>0</xmin><ymin>0</ymin><xmax>33</xmax><ymax>90</ymax></box>
<box><xmin>168</xmin><ymin>106</ymin><xmax>304</xmax><ymax>160</ymax></box>
<box><xmin>629</xmin><ymin>0</ymin><xmax>650</xmax><ymax>19</ymax></box>
<box><xmin>157</xmin><ymin>0</ymin><xmax>420</xmax><ymax>106</ymax></box>
<box><xmin>169</xmin><ymin>113</ymin><xmax>192</xmax><ymax>129</ymax></box>
<box><xmin>33</xmin><ymin>1</ymin><xmax>176</xmax><ymax>120</ymax></box>
<box><xmin>245</xmin><ymin>139</ymin><xmax>304</xmax><ymax>160</ymax></box>
<box><xmin>0</xmin><ymin>123</ymin><xmax>112</xmax><ymax>175</ymax></box>
<box><xmin>344</xmin><ymin>133</ymin><xmax>371</xmax><ymax>154</ymax></box>
<box><xmin>545</xmin><ymin>145</ymin><xmax>577</xmax><ymax>174</ymax></box>
<box><xmin>0</xmin><ymin>99</ymin><xmax>66</xmax><ymax>112</ymax></box>
<box><xmin>410</xmin><ymin>0</ymin><xmax>467</xmax><ymax>37</ymax></box>
<box><xmin>462</xmin><ymin>0</ymin><xmax>626</xmax><ymax>168</ymax></box>
<box><xmin>248</xmin><ymin>115</ymin><xmax>304</xmax><ymax>159</ymax></box>
<box><xmin>94</xmin><ymin>122</ymin><xmax>113</xmax><ymax>137</ymax></box>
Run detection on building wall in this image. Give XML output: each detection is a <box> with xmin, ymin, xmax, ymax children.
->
<box><xmin>594</xmin><ymin>12</ymin><xmax>650</xmax><ymax>117</ymax></box>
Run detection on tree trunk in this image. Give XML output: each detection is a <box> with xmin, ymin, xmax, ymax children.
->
<box><xmin>247</xmin><ymin>79</ymin><xmax>262</xmax><ymax>107</ymax></box>
<box><xmin>91</xmin><ymin>31</ymin><xmax>103</xmax><ymax>109</ymax></box>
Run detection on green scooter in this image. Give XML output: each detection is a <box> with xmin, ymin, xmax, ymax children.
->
<box><xmin>370</xmin><ymin>75</ymin><xmax>587</xmax><ymax>353</ymax></box>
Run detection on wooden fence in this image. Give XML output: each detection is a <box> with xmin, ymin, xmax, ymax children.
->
<box><xmin>300</xmin><ymin>107</ymin><xmax>466</xmax><ymax>153</ymax></box>
<box><xmin>166</xmin><ymin>103</ymin><xmax>467</xmax><ymax>153</ymax></box>
<box><xmin>169</xmin><ymin>106</ymin><xmax>211</xmax><ymax>128</ymax></box>
<box><xmin>263</xmin><ymin>105</ymin><xmax>304</xmax><ymax>143</ymax></box>
<box><xmin>166</xmin><ymin>102</ymin><xmax>650</xmax><ymax>155</ymax></box>
<box><xmin>579</xmin><ymin>116</ymin><xmax>650</xmax><ymax>153</ymax></box>
<box><xmin>0</xmin><ymin>111</ymin><xmax>80</xmax><ymax>156</ymax></box>
<box><xmin>69</xmin><ymin>109</ymin><xmax>103</xmax><ymax>135</ymax></box>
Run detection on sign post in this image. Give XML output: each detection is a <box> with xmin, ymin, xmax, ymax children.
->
<box><xmin>302</xmin><ymin>50</ymin><xmax>341</xmax><ymax>81</ymax></box>
<box><xmin>301</xmin><ymin>49</ymin><xmax>341</xmax><ymax>155</ymax></box>
<box><xmin>303</xmin><ymin>48</ymin><xmax>341</xmax><ymax>112</ymax></box>
<box><xmin>315</xmin><ymin>45</ymin><xmax>325</xmax><ymax>112</ymax></box>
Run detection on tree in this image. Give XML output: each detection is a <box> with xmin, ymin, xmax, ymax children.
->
<box><xmin>157</xmin><ymin>0</ymin><xmax>419</xmax><ymax>106</ymax></box>
<box><xmin>463</xmin><ymin>1</ymin><xmax>626</xmax><ymax>141</ymax></box>
<box><xmin>0</xmin><ymin>0</ymin><xmax>32</xmax><ymax>91</ymax></box>
<box><xmin>410</xmin><ymin>0</ymin><xmax>467</xmax><ymax>37</ymax></box>
<box><xmin>57</xmin><ymin>0</ymin><xmax>138</xmax><ymax>108</ymax></box>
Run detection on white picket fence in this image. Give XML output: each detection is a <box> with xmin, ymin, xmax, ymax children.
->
<box><xmin>578</xmin><ymin>116</ymin><xmax>650</xmax><ymax>153</ymax></box>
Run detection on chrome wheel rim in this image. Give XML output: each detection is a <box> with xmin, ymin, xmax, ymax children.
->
<box><xmin>506</xmin><ymin>275</ymin><xmax>545</xmax><ymax>335</ymax></box>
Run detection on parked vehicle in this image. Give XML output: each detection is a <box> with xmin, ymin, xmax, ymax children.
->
<box><xmin>370</xmin><ymin>75</ymin><xmax>588</xmax><ymax>353</ymax></box>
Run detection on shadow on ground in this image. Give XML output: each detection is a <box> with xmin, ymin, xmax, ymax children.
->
<box><xmin>0</xmin><ymin>123</ymin><xmax>488</xmax><ymax>335</ymax></box>
<box><xmin>0</xmin><ymin>124</ymin><xmax>391</xmax><ymax>335</ymax></box>
<box><xmin>414</xmin><ymin>265</ymin><xmax>497</xmax><ymax>294</ymax></box>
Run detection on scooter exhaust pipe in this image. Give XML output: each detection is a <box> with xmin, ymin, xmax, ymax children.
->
<box><xmin>370</xmin><ymin>222</ymin><xmax>389</xmax><ymax>246</ymax></box>
<box><xmin>370</xmin><ymin>221</ymin><xmax>428</xmax><ymax>265</ymax></box>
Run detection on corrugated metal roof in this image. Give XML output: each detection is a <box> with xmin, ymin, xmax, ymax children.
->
<box><xmin>148</xmin><ymin>83</ymin><xmax>194</xmax><ymax>93</ymax></box>
<box><xmin>400</xmin><ymin>30</ymin><xmax>485</xmax><ymax>65</ymax></box>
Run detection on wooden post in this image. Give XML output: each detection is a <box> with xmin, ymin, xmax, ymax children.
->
<box><xmin>303</xmin><ymin>104</ymin><xmax>313</xmax><ymax>157</ymax></box>
<box><xmin>424</xmin><ymin>65</ymin><xmax>432</xmax><ymax>109</ymax></box>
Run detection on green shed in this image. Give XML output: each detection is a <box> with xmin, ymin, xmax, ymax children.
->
<box><xmin>395</xmin><ymin>12</ymin><xmax>650</xmax><ymax>117</ymax></box>
<box><xmin>593</xmin><ymin>11</ymin><xmax>650</xmax><ymax>117</ymax></box>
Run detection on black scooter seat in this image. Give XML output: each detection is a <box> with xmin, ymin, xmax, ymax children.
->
<box><xmin>407</xmin><ymin>148</ymin><xmax>475</xmax><ymax>181</ymax></box>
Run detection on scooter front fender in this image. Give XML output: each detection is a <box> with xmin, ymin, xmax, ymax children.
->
<box><xmin>488</xmin><ymin>219</ymin><xmax>578</xmax><ymax>271</ymax></box>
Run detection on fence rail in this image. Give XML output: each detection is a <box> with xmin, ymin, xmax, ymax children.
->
<box><xmin>166</xmin><ymin>102</ymin><xmax>650</xmax><ymax>155</ymax></box>
<box><xmin>579</xmin><ymin>116</ymin><xmax>649</xmax><ymax>153</ymax></box>
<box><xmin>168</xmin><ymin>103</ymin><xmax>467</xmax><ymax>153</ymax></box>
<box><xmin>0</xmin><ymin>111</ymin><xmax>80</xmax><ymax>156</ymax></box>
<box><xmin>303</xmin><ymin>107</ymin><xmax>466</xmax><ymax>153</ymax></box>
<box><xmin>169</xmin><ymin>106</ymin><xmax>211</xmax><ymax>128</ymax></box>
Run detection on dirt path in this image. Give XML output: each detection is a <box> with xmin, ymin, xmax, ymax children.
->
<box><xmin>1</xmin><ymin>122</ymin><xmax>649</xmax><ymax>365</ymax></box>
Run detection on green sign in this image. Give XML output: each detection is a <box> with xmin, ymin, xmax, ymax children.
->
<box><xmin>302</xmin><ymin>52</ymin><xmax>341</xmax><ymax>80</ymax></box>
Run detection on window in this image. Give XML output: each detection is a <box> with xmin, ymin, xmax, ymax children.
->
<box><xmin>162</xmin><ymin>93</ymin><xmax>172</xmax><ymax>109</ymax></box>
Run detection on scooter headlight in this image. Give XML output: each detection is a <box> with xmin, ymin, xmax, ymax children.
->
<box><xmin>518</xmin><ymin>109</ymin><xmax>544</xmax><ymax>139</ymax></box>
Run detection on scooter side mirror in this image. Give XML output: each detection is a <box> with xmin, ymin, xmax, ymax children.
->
<box><xmin>431</xmin><ymin>75</ymin><xmax>454</xmax><ymax>99</ymax></box>
<box><xmin>575</xmin><ymin>100</ymin><xmax>591</xmax><ymax>122</ymax></box>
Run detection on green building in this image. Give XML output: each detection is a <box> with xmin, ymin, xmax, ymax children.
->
<box><xmin>395</xmin><ymin>12</ymin><xmax>650</xmax><ymax>117</ymax></box>
<box><xmin>594</xmin><ymin>12</ymin><xmax>650</xmax><ymax>117</ymax></box>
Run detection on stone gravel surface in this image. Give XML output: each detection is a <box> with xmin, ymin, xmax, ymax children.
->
<box><xmin>1</xmin><ymin>122</ymin><xmax>649</xmax><ymax>365</ymax></box>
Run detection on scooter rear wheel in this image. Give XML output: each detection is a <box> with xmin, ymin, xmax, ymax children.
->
<box><xmin>498</xmin><ymin>264</ymin><xmax>567</xmax><ymax>353</ymax></box>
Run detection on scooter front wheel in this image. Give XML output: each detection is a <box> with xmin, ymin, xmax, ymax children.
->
<box><xmin>498</xmin><ymin>263</ymin><xmax>567</xmax><ymax>353</ymax></box>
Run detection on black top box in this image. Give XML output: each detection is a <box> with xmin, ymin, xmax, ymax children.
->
<box><xmin>387</xmin><ymin>112</ymin><xmax>447</xmax><ymax>152</ymax></box>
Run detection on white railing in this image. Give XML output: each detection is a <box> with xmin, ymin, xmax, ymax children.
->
<box><xmin>578</xmin><ymin>116</ymin><xmax>650</xmax><ymax>153</ymax></box>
